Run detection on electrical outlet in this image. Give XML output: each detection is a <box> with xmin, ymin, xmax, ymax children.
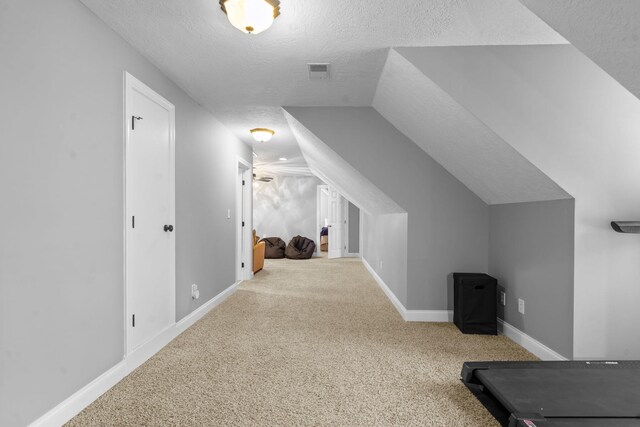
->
<box><xmin>191</xmin><ymin>284</ymin><xmax>200</xmax><ymax>300</ymax></box>
<box><xmin>500</xmin><ymin>291</ymin><xmax>506</xmax><ymax>306</ymax></box>
<box><xmin>518</xmin><ymin>298</ymin><xmax>525</xmax><ymax>314</ymax></box>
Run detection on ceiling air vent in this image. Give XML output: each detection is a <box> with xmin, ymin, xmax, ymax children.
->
<box><xmin>308</xmin><ymin>63</ymin><xmax>330</xmax><ymax>80</ymax></box>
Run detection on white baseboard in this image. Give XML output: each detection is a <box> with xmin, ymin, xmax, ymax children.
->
<box><xmin>404</xmin><ymin>310</ymin><xmax>453</xmax><ymax>322</ymax></box>
<box><xmin>343</xmin><ymin>252</ymin><xmax>361</xmax><ymax>258</ymax></box>
<box><xmin>176</xmin><ymin>281</ymin><xmax>238</xmax><ymax>333</ymax></box>
<box><xmin>361</xmin><ymin>260</ymin><xmax>565</xmax><ymax>358</ymax></box>
<box><xmin>362</xmin><ymin>258</ymin><xmax>406</xmax><ymax>317</ymax></box>
<box><xmin>498</xmin><ymin>319</ymin><xmax>567</xmax><ymax>361</ymax></box>
<box><xmin>362</xmin><ymin>259</ymin><xmax>451</xmax><ymax>322</ymax></box>
<box><xmin>29</xmin><ymin>281</ymin><xmax>239</xmax><ymax>427</ymax></box>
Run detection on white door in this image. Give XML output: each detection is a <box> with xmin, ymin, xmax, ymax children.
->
<box><xmin>125</xmin><ymin>73</ymin><xmax>176</xmax><ymax>353</ymax></box>
<box><xmin>327</xmin><ymin>186</ymin><xmax>343</xmax><ymax>259</ymax></box>
<box><xmin>236</xmin><ymin>166</ymin><xmax>245</xmax><ymax>281</ymax></box>
<box><xmin>236</xmin><ymin>159</ymin><xmax>251</xmax><ymax>281</ymax></box>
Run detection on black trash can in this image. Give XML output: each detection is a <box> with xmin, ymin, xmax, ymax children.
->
<box><xmin>453</xmin><ymin>273</ymin><xmax>497</xmax><ymax>335</ymax></box>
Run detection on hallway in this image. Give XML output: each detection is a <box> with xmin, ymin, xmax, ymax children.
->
<box><xmin>69</xmin><ymin>257</ymin><xmax>534</xmax><ymax>426</ymax></box>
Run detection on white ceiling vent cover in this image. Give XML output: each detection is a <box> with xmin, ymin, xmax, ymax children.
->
<box><xmin>308</xmin><ymin>63</ymin><xmax>330</xmax><ymax>80</ymax></box>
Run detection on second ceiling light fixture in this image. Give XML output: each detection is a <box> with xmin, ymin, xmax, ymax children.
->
<box><xmin>219</xmin><ymin>0</ymin><xmax>281</xmax><ymax>34</ymax></box>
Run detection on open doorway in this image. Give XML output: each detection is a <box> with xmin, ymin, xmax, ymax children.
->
<box><xmin>251</xmin><ymin>175</ymin><xmax>360</xmax><ymax>261</ymax></box>
<box><xmin>317</xmin><ymin>184</ymin><xmax>360</xmax><ymax>259</ymax></box>
<box><xmin>253</xmin><ymin>175</ymin><xmax>323</xmax><ymax>259</ymax></box>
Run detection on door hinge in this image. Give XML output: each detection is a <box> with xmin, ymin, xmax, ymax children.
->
<box><xmin>132</xmin><ymin>314</ymin><xmax>135</xmax><ymax>327</ymax></box>
<box><xmin>242</xmin><ymin>180</ymin><xmax>245</xmax><ymax>185</ymax></box>
<box><xmin>242</xmin><ymin>221</ymin><xmax>245</xmax><ymax>227</ymax></box>
<box><xmin>131</xmin><ymin>116</ymin><xmax>143</xmax><ymax>130</ymax></box>
<box><xmin>132</xmin><ymin>216</ymin><xmax>135</xmax><ymax>228</ymax></box>
<box><xmin>241</xmin><ymin>262</ymin><xmax>245</xmax><ymax>268</ymax></box>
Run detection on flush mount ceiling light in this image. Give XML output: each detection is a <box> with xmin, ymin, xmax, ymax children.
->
<box><xmin>250</xmin><ymin>127</ymin><xmax>275</xmax><ymax>142</ymax></box>
<box><xmin>219</xmin><ymin>0</ymin><xmax>280</xmax><ymax>35</ymax></box>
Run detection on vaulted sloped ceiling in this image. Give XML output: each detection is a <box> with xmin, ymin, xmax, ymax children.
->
<box><xmin>80</xmin><ymin>0</ymin><xmax>580</xmax><ymax>206</ymax></box>
<box><xmin>373</xmin><ymin>48</ymin><xmax>570</xmax><ymax>205</ymax></box>
<box><xmin>80</xmin><ymin>0</ymin><xmax>566</xmax><ymax>169</ymax></box>
<box><xmin>519</xmin><ymin>0</ymin><xmax>640</xmax><ymax>100</ymax></box>
<box><xmin>395</xmin><ymin>44</ymin><xmax>640</xmax><ymax>358</ymax></box>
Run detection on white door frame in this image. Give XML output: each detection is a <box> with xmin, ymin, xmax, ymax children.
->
<box><xmin>123</xmin><ymin>72</ymin><xmax>176</xmax><ymax>355</ymax></box>
<box><xmin>237</xmin><ymin>157</ymin><xmax>252</xmax><ymax>281</ymax></box>
<box><xmin>316</xmin><ymin>184</ymin><xmax>329</xmax><ymax>255</ymax></box>
<box><xmin>342</xmin><ymin>199</ymin><xmax>349</xmax><ymax>257</ymax></box>
<box><xmin>327</xmin><ymin>186</ymin><xmax>343</xmax><ymax>259</ymax></box>
<box><xmin>359</xmin><ymin>209</ymin><xmax>364</xmax><ymax>258</ymax></box>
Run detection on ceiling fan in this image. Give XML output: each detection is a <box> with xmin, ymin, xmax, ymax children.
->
<box><xmin>253</xmin><ymin>172</ymin><xmax>273</xmax><ymax>183</ymax></box>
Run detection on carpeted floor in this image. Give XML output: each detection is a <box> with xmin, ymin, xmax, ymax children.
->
<box><xmin>68</xmin><ymin>256</ymin><xmax>535</xmax><ymax>426</ymax></box>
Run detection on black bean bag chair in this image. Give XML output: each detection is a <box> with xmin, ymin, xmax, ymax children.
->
<box><xmin>260</xmin><ymin>237</ymin><xmax>286</xmax><ymax>259</ymax></box>
<box><xmin>285</xmin><ymin>236</ymin><xmax>316</xmax><ymax>260</ymax></box>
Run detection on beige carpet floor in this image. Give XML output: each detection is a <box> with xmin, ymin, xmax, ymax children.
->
<box><xmin>68</xmin><ymin>256</ymin><xmax>535</xmax><ymax>426</ymax></box>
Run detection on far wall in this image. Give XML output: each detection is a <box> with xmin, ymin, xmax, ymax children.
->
<box><xmin>490</xmin><ymin>199</ymin><xmax>575</xmax><ymax>359</ymax></box>
<box><xmin>254</xmin><ymin>175</ymin><xmax>323</xmax><ymax>244</ymax></box>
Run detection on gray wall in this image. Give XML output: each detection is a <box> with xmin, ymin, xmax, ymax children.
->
<box><xmin>399</xmin><ymin>44</ymin><xmax>640</xmax><ymax>359</ymax></box>
<box><xmin>286</xmin><ymin>107</ymin><xmax>489</xmax><ymax>311</ymax></box>
<box><xmin>0</xmin><ymin>0</ymin><xmax>251</xmax><ymax>425</ymax></box>
<box><xmin>489</xmin><ymin>199</ymin><xmax>575</xmax><ymax>359</ymax></box>
<box><xmin>360</xmin><ymin>212</ymin><xmax>409</xmax><ymax>304</ymax></box>
<box><xmin>285</xmin><ymin>111</ymin><xmax>408</xmax><ymax>304</ymax></box>
<box><xmin>348</xmin><ymin>202</ymin><xmax>360</xmax><ymax>253</ymax></box>
<box><xmin>253</xmin><ymin>175</ymin><xmax>322</xmax><ymax>244</ymax></box>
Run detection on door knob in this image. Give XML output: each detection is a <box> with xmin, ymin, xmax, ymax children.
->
<box><xmin>164</xmin><ymin>224</ymin><xmax>174</xmax><ymax>232</ymax></box>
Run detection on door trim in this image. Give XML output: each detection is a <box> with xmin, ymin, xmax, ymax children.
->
<box><xmin>327</xmin><ymin>186</ymin><xmax>343</xmax><ymax>259</ymax></box>
<box><xmin>316</xmin><ymin>184</ymin><xmax>329</xmax><ymax>255</ymax></box>
<box><xmin>236</xmin><ymin>157</ymin><xmax>252</xmax><ymax>281</ymax></box>
<box><xmin>123</xmin><ymin>72</ymin><xmax>176</xmax><ymax>355</ymax></box>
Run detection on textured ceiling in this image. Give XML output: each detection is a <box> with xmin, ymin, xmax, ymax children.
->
<box><xmin>80</xmin><ymin>0</ymin><xmax>566</xmax><ymax>173</ymax></box>
<box><xmin>374</xmin><ymin>49</ymin><xmax>570</xmax><ymax>204</ymax></box>
<box><xmin>519</xmin><ymin>0</ymin><xmax>640</xmax><ymax>100</ymax></box>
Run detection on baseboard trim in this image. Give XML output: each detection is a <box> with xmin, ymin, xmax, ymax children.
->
<box><xmin>404</xmin><ymin>310</ymin><xmax>453</xmax><ymax>322</ymax></box>
<box><xmin>498</xmin><ymin>319</ymin><xmax>567</xmax><ymax>361</ymax></box>
<box><xmin>362</xmin><ymin>258</ymin><xmax>406</xmax><ymax>317</ymax></box>
<box><xmin>176</xmin><ymin>281</ymin><xmax>239</xmax><ymax>333</ymax></box>
<box><xmin>361</xmin><ymin>259</ymin><xmax>451</xmax><ymax>322</ymax></box>
<box><xmin>343</xmin><ymin>252</ymin><xmax>361</xmax><ymax>258</ymax></box>
<box><xmin>361</xmin><ymin>260</ymin><xmax>565</xmax><ymax>358</ymax></box>
<box><xmin>29</xmin><ymin>281</ymin><xmax>239</xmax><ymax>427</ymax></box>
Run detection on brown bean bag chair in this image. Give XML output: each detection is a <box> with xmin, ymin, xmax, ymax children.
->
<box><xmin>285</xmin><ymin>236</ymin><xmax>316</xmax><ymax>260</ymax></box>
<box><xmin>260</xmin><ymin>237</ymin><xmax>286</xmax><ymax>259</ymax></box>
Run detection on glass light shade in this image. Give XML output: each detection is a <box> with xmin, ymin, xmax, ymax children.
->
<box><xmin>221</xmin><ymin>0</ymin><xmax>279</xmax><ymax>35</ymax></box>
<box><xmin>250</xmin><ymin>128</ymin><xmax>275</xmax><ymax>142</ymax></box>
